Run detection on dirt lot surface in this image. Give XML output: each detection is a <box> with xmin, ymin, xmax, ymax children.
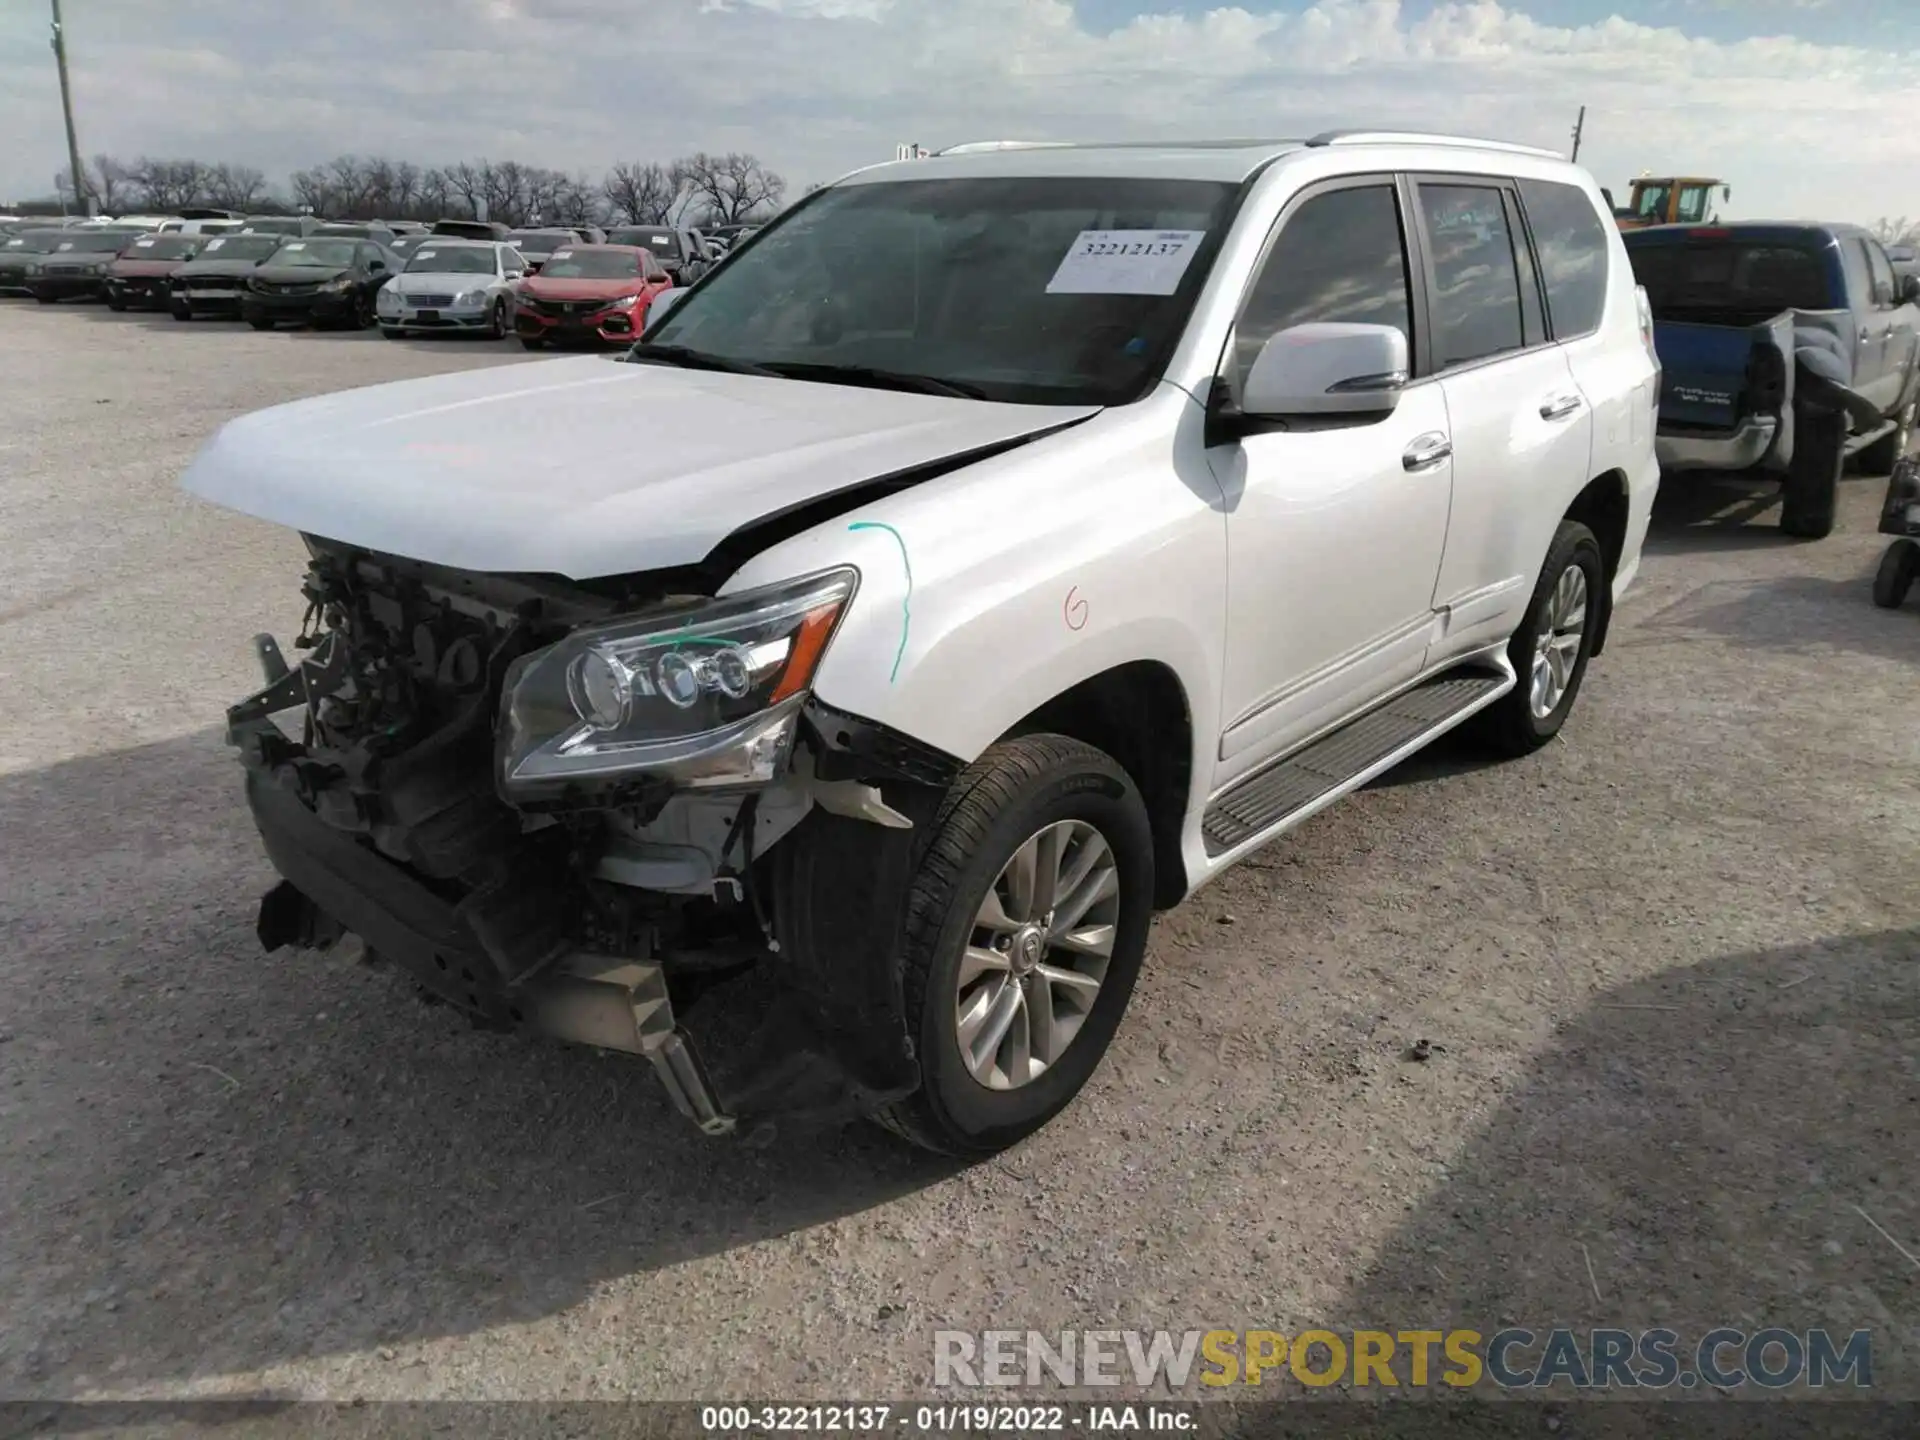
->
<box><xmin>2</xmin><ymin>304</ymin><xmax>1916</xmax><ymax>1406</ymax></box>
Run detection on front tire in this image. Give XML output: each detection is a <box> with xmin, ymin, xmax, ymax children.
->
<box><xmin>1474</xmin><ymin>519</ymin><xmax>1604</xmax><ymax>758</ymax></box>
<box><xmin>1781</xmin><ymin>404</ymin><xmax>1844</xmax><ymax>539</ymax></box>
<box><xmin>875</xmin><ymin>735</ymin><xmax>1154</xmax><ymax>1156</ymax></box>
<box><xmin>1874</xmin><ymin>538</ymin><xmax>1919</xmax><ymax>610</ymax></box>
<box><xmin>486</xmin><ymin>298</ymin><xmax>508</xmax><ymax>339</ymax></box>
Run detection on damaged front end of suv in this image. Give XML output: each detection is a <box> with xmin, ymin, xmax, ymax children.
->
<box><xmin>229</xmin><ymin>537</ymin><xmax>958</xmax><ymax>1138</ymax></box>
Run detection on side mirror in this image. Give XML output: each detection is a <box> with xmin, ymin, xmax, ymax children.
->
<box><xmin>1901</xmin><ymin>273</ymin><xmax>1920</xmax><ymax>305</ymax></box>
<box><xmin>1237</xmin><ymin>322</ymin><xmax>1410</xmax><ymax>420</ymax></box>
<box><xmin>646</xmin><ymin>287</ymin><xmax>690</xmax><ymax>327</ymax></box>
<box><xmin>368</xmin><ymin>259</ymin><xmax>386</xmax><ymax>271</ymax></box>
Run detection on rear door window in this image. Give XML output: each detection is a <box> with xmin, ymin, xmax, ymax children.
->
<box><xmin>1517</xmin><ymin>178</ymin><xmax>1611</xmax><ymax>339</ymax></box>
<box><xmin>1862</xmin><ymin>239</ymin><xmax>1897</xmax><ymax>306</ymax></box>
<box><xmin>1627</xmin><ymin>240</ymin><xmax>1836</xmax><ymax>315</ymax></box>
<box><xmin>1415</xmin><ymin>181</ymin><xmax>1526</xmax><ymax>369</ymax></box>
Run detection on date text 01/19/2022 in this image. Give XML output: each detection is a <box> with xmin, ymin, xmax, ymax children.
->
<box><xmin>700</xmin><ymin>1404</ymin><xmax>1195</xmax><ymax>1433</ymax></box>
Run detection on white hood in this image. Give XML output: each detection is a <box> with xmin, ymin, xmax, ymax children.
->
<box><xmin>180</xmin><ymin>357</ymin><xmax>1096</xmax><ymax>578</ymax></box>
<box><xmin>385</xmin><ymin>270</ymin><xmax>493</xmax><ymax>294</ymax></box>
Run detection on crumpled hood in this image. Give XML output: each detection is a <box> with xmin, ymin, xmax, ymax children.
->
<box><xmin>180</xmin><ymin>356</ymin><xmax>1097</xmax><ymax>579</ymax></box>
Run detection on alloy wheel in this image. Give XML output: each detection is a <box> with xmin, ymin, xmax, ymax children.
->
<box><xmin>1529</xmin><ymin>563</ymin><xmax>1588</xmax><ymax>719</ymax></box>
<box><xmin>954</xmin><ymin>819</ymin><xmax>1120</xmax><ymax>1091</ymax></box>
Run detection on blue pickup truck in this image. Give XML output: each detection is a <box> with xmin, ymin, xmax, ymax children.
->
<box><xmin>1624</xmin><ymin>222</ymin><xmax>1920</xmax><ymax>538</ymax></box>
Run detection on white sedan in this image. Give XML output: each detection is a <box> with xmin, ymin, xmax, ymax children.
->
<box><xmin>376</xmin><ymin>239</ymin><xmax>527</xmax><ymax>339</ymax></box>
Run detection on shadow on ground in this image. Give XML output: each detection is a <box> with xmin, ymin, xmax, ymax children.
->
<box><xmin>1641</xmin><ymin>471</ymin><xmax>1893</xmax><ymax>555</ymax></box>
<box><xmin>1339</xmin><ymin>927</ymin><xmax>1920</xmax><ymax>1395</ymax></box>
<box><xmin>0</xmin><ymin>732</ymin><xmax>957</xmax><ymax>1394</ymax></box>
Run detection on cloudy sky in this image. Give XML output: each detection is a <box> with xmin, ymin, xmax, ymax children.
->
<box><xmin>3</xmin><ymin>0</ymin><xmax>1916</xmax><ymax>222</ymax></box>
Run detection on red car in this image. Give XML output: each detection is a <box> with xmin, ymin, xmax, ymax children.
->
<box><xmin>105</xmin><ymin>233</ymin><xmax>205</xmax><ymax>311</ymax></box>
<box><xmin>512</xmin><ymin>244</ymin><xmax>673</xmax><ymax>350</ymax></box>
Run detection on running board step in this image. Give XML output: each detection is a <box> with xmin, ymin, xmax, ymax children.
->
<box><xmin>1202</xmin><ymin>665</ymin><xmax>1511</xmax><ymax>857</ymax></box>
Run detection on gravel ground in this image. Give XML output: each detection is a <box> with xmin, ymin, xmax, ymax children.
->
<box><xmin>1</xmin><ymin>304</ymin><xmax>1916</xmax><ymax>1406</ymax></box>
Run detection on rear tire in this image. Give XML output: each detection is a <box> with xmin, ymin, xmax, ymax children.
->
<box><xmin>874</xmin><ymin>734</ymin><xmax>1154</xmax><ymax>1157</ymax></box>
<box><xmin>1473</xmin><ymin>520</ymin><xmax>1604</xmax><ymax>759</ymax></box>
<box><xmin>1873</xmin><ymin>538</ymin><xmax>1919</xmax><ymax>610</ymax></box>
<box><xmin>1781</xmin><ymin>405</ymin><xmax>1843</xmax><ymax>539</ymax></box>
<box><xmin>1858</xmin><ymin>400</ymin><xmax>1914</xmax><ymax>475</ymax></box>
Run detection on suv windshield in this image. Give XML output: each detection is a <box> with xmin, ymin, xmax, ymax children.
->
<box><xmin>406</xmin><ymin>245</ymin><xmax>497</xmax><ymax>275</ymax></box>
<box><xmin>198</xmin><ymin>234</ymin><xmax>285</xmax><ymax>262</ymax></box>
<box><xmin>1627</xmin><ymin>237</ymin><xmax>1836</xmax><ymax>316</ymax></box>
<box><xmin>269</xmin><ymin>239</ymin><xmax>361</xmax><ymax>268</ymax></box>
<box><xmin>540</xmin><ymin>249</ymin><xmax>644</xmax><ymax>280</ymax></box>
<box><xmin>641</xmin><ymin>177</ymin><xmax>1238</xmax><ymax>405</ymax></box>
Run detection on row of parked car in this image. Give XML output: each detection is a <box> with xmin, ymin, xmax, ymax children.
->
<box><xmin>0</xmin><ymin>209</ymin><xmax>760</xmax><ymax>349</ymax></box>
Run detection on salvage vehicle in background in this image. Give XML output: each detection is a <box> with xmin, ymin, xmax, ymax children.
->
<box><xmin>376</xmin><ymin>239</ymin><xmax>525</xmax><ymax>339</ymax></box>
<box><xmin>315</xmin><ymin>220</ymin><xmax>399</xmax><ymax>248</ymax></box>
<box><xmin>239</xmin><ymin>237</ymin><xmax>398</xmax><ymax>331</ymax></box>
<box><xmin>0</xmin><ymin>228</ymin><xmax>65</xmax><ymax>294</ymax></box>
<box><xmin>604</xmin><ymin>224</ymin><xmax>711</xmax><ymax>284</ymax></box>
<box><xmin>27</xmin><ymin>228</ymin><xmax>146</xmax><ymax>303</ymax></box>
<box><xmin>241</xmin><ymin>215</ymin><xmax>324</xmax><ymax>239</ymax></box>
<box><xmin>169</xmin><ymin>232</ymin><xmax>291</xmax><ymax>320</ymax></box>
<box><xmin>430</xmin><ymin>218</ymin><xmax>511</xmax><ymax>241</ymax></box>
<box><xmin>1625</xmin><ymin>221</ymin><xmax>1920</xmax><ymax>538</ymax></box>
<box><xmin>512</xmin><ymin>243</ymin><xmax>673</xmax><ymax>349</ymax></box>
<box><xmin>180</xmin><ymin>132</ymin><xmax>1657</xmax><ymax>1156</ymax></box>
<box><xmin>503</xmin><ymin>228</ymin><xmax>585</xmax><ymax>274</ymax></box>
<box><xmin>105</xmin><ymin>233</ymin><xmax>203</xmax><ymax>310</ymax></box>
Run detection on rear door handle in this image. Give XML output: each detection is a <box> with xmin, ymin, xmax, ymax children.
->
<box><xmin>1539</xmin><ymin>393</ymin><xmax>1585</xmax><ymax>421</ymax></box>
<box><xmin>1402</xmin><ymin>433</ymin><xmax>1452</xmax><ymax>471</ymax></box>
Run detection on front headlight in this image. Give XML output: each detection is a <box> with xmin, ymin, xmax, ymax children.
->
<box><xmin>321</xmin><ymin>274</ymin><xmax>353</xmax><ymax>291</ymax></box>
<box><xmin>26</xmin><ymin>263</ymin><xmax>45</xmax><ymax>277</ymax></box>
<box><xmin>455</xmin><ymin>288</ymin><xmax>487</xmax><ymax>307</ymax></box>
<box><xmin>605</xmin><ymin>294</ymin><xmax>639</xmax><ymax>310</ymax></box>
<box><xmin>376</xmin><ymin>286</ymin><xmax>401</xmax><ymax>311</ymax></box>
<box><xmin>498</xmin><ymin>568</ymin><xmax>857</xmax><ymax>802</ymax></box>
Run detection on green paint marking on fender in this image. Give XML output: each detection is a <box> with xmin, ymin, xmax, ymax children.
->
<box><xmin>848</xmin><ymin>520</ymin><xmax>911</xmax><ymax>684</ymax></box>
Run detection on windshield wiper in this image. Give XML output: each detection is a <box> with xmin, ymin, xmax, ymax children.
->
<box><xmin>756</xmin><ymin>361</ymin><xmax>991</xmax><ymax>401</ymax></box>
<box><xmin>625</xmin><ymin>343</ymin><xmax>783</xmax><ymax>379</ymax></box>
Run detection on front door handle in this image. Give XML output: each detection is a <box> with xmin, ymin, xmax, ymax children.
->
<box><xmin>1540</xmin><ymin>393</ymin><xmax>1585</xmax><ymax>421</ymax></box>
<box><xmin>1402</xmin><ymin>432</ymin><xmax>1452</xmax><ymax>471</ymax></box>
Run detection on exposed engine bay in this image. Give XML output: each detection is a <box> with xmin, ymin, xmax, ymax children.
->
<box><xmin>228</xmin><ymin>537</ymin><xmax>959</xmax><ymax>1138</ymax></box>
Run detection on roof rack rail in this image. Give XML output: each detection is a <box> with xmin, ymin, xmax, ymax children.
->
<box><xmin>932</xmin><ymin>140</ymin><xmax>1077</xmax><ymax>156</ymax></box>
<box><xmin>1305</xmin><ymin>129</ymin><xmax>1562</xmax><ymax>159</ymax></box>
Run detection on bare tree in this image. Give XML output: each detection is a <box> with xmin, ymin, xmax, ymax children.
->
<box><xmin>604</xmin><ymin>161</ymin><xmax>682</xmax><ymax>224</ymax></box>
<box><xmin>445</xmin><ymin>161</ymin><xmax>486</xmax><ymax>220</ymax></box>
<box><xmin>1872</xmin><ymin>216</ymin><xmax>1920</xmax><ymax>249</ymax></box>
<box><xmin>205</xmin><ymin>163</ymin><xmax>268</xmax><ymax>210</ymax></box>
<box><xmin>131</xmin><ymin>158</ymin><xmax>213</xmax><ymax>212</ymax></box>
<box><xmin>674</xmin><ymin>152</ymin><xmax>787</xmax><ymax>226</ymax></box>
<box><xmin>88</xmin><ymin>154</ymin><xmax>140</xmax><ymax>212</ymax></box>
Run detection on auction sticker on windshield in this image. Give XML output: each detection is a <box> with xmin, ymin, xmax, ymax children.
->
<box><xmin>1046</xmin><ymin>230</ymin><xmax>1205</xmax><ymax>296</ymax></box>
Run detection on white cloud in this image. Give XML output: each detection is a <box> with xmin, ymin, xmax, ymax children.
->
<box><xmin>1</xmin><ymin>0</ymin><xmax>1913</xmax><ymax>222</ymax></box>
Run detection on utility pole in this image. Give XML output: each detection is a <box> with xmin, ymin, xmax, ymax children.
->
<box><xmin>1569</xmin><ymin>105</ymin><xmax>1586</xmax><ymax>164</ymax></box>
<box><xmin>50</xmin><ymin>0</ymin><xmax>91</xmax><ymax>215</ymax></box>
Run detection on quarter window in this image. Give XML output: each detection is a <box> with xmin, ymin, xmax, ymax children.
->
<box><xmin>1863</xmin><ymin>240</ymin><xmax>1896</xmax><ymax>305</ymax></box>
<box><xmin>1518</xmin><ymin>178</ymin><xmax>1611</xmax><ymax>339</ymax></box>
<box><xmin>1233</xmin><ymin>184</ymin><xmax>1412</xmax><ymax>385</ymax></box>
<box><xmin>1417</xmin><ymin>182</ymin><xmax>1525</xmax><ymax>369</ymax></box>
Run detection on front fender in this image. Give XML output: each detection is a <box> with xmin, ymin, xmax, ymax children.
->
<box><xmin>723</xmin><ymin>388</ymin><xmax>1228</xmax><ymax>789</ymax></box>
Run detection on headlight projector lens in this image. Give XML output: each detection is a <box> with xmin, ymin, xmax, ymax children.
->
<box><xmin>568</xmin><ymin>650</ymin><xmax>630</xmax><ymax>729</ymax></box>
<box><xmin>656</xmin><ymin>650</ymin><xmax>702</xmax><ymax>709</ymax></box>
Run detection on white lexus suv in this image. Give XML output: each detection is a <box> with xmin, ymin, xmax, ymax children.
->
<box><xmin>182</xmin><ymin>131</ymin><xmax>1660</xmax><ymax>1155</ymax></box>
